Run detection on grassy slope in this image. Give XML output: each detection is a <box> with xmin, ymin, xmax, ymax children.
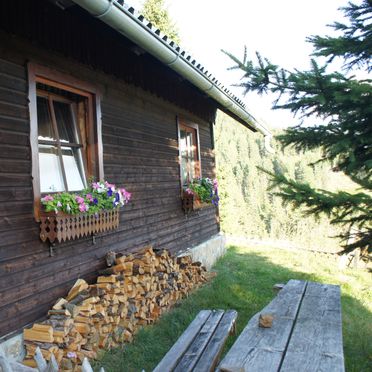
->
<box><xmin>97</xmin><ymin>245</ymin><xmax>372</xmax><ymax>372</ymax></box>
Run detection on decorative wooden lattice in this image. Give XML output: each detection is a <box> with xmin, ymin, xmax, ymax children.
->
<box><xmin>39</xmin><ymin>210</ymin><xmax>120</xmax><ymax>243</ymax></box>
<box><xmin>182</xmin><ymin>193</ymin><xmax>210</xmax><ymax>213</ymax></box>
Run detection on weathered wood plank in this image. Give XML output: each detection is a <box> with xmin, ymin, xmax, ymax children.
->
<box><xmin>0</xmin><ymin>58</ymin><xmax>27</xmax><ymax>79</ymax></box>
<box><xmin>280</xmin><ymin>282</ymin><xmax>344</xmax><ymax>372</ymax></box>
<box><xmin>218</xmin><ymin>280</ymin><xmax>307</xmax><ymax>372</ymax></box>
<box><xmin>193</xmin><ymin>310</ymin><xmax>238</xmax><ymax>372</ymax></box>
<box><xmin>153</xmin><ymin>310</ymin><xmax>212</xmax><ymax>372</ymax></box>
<box><xmin>174</xmin><ymin>310</ymin><xmax>225</xmax><ymax>372</ymax></box>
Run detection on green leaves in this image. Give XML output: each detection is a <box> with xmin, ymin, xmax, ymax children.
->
<box><xmin>309</xmin><ymin>0</ymin><xmax>372</xmax><ymax>71</ymax></box>
<box><xmin>224</xmin><ymin>1</ymin><xmax>372</xmax><ymax>253</ymax></box>
<box><xmin>141</xmin><ymin>0</ymin><xmax>180</xmax><ymax>44</ymax></box>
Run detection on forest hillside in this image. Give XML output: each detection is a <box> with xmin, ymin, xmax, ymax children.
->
<box><xmin>215</xmin><ymin>111</ymin><xmax>353</xmax><ymax>251</ymax></box>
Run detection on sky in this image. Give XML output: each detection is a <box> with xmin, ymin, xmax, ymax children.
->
<box><xmin>129</xmin><ymin>0</ymin><xmax>351</xmax><ymax>128</ymax></box>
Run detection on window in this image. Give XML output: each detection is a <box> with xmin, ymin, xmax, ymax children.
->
<box><xmin>178</xmin><ymin>118</ymin><xmax>201</xmax><ymax>185</ymax></box>
<box><xmin>28</xmin><ymin>64</ymin><xmax>103</xmax><ymax>220</ymax></box>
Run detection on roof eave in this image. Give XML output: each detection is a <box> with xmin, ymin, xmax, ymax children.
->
<box><xmin>70</xmin><ymin>0</ymin><xmax>271</xmax><ymax>137</ymax></box>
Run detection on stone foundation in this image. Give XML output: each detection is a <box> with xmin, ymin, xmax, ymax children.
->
<box><xmin>0</xmin><ymin>332</ymin><xmax>25</xmax><ymax>362</ymax></box>
<box><xmin>179</xmin><ymin>233</ymin><xmax>226</xmax><ymax>270</ymax></box>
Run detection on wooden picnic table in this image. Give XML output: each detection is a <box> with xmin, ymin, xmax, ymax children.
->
<box><xmin>218</xmin><ymin>279</ymin><xmax>344</xmax><ymax>372</ymax></box>
<box><xmin>153</xmin><ymin>309</ymin><xmax>238</xmax><ymax>372</ymax></box>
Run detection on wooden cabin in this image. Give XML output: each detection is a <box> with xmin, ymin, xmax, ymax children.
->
<box><xmin>0</xmin><ymin>0</ymin><xmax>270</xmax><ymax>343</ymax></box>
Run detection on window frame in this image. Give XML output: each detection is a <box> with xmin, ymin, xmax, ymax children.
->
<box><xmin>177</xmin><ymin>116</ymin><xmax>202</xmax><ymax>189</ymax></box>
<box><xmin>28</xmin><ymin>63</ymin><xmax>103</xmax><ymax>221</ymax></box>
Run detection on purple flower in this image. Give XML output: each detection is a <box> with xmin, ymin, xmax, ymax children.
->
<box><xmin>57</xmin><ymin>201</ymin><xmax>62</xmax><ymax>208</ymax></box>
<box><xmin>107</xmin><ymin>188</ymin><xmax>113</xmax><ymax>197</ymax></box>
<box><xmin>212</xmin><ymin>195</ymin><xmax>220</xmax><ymax>206</ymax></box>
<box><xmin>115</xmin><ymin>192</ymin><xmax>120</xmax><ymax>202</ymax></box>
<box><xmin>93</xmin><ymin>198</ymin><xmax>98</xmax><ymax>205</ymax></box>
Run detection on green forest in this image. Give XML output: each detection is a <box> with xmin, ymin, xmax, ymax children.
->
<box><xmin>215</xmin><ymin>111</ymin><xmax>351</xmax><ymax>251</ymax></box>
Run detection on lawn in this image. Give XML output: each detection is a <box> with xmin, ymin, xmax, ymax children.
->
<box><xmin>96</xmin><ymin>244</ymin><xmax>372</xmax><ymax>372</ymax></box>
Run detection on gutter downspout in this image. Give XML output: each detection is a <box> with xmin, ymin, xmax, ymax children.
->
<box><xmin>71</xmin><ymin>0</ymin><xmax>273</xmax><ymax>148</ymax></box>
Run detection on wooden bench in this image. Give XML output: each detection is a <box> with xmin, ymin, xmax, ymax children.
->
<box><xmin>154</xmin><ymin>309</ymin><xmax>237</xmax><ymax>372</ymax></box>
<box><xmin>218</xmin><ymin>280</ymin><xmax>344</xmax><ymax>372</ymax></box>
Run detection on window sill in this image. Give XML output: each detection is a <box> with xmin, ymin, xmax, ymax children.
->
<box><xmin>39</xmin><ymin>209</ymin><xmax>120</xmax><ymax>243</ymax></box>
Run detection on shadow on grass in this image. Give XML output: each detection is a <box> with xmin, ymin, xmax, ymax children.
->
<box><xmin>96</xmin><ymin>246</ymin><xmax>372</xmax><ymax>372</ymax></box>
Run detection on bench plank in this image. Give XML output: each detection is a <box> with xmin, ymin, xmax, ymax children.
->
<box><xmin>153</xmin><ymin>310</ymin><xmax>212</xmax><ymax>372</ymax></box>
<box><xmin>280</xmin><ymin>282</ymin><xmax>345</xmax><ymax>372</ymax></box>
<box><xmin>218</xmin><ymin>280</ymin><xmax>307</xmax><ymax>372</ymax></box>
<box><xmin>174</xmin><ymin>310</ymin><xmax>225</xmax><ymax>372</ymax></box>
<box><xmin>193</xmin><ymin>310</ymin><xmax>238</xmax><ymax>372</ymax></box>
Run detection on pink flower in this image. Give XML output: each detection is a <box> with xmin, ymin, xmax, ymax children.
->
<box><xmin>213</xmin><ymin>179</ymin><xmax>218</xmax><ymax>191</ymax></box>
<box><xmin>76</xmin><ymin>196</ymin><xmax>85</xmax><ymax>204</ymax></box>
<box><xmin>105</xmin><ymin>181</ymin><xmax>116</xmax><ymax>190</ymax></box>
<box><xmin>86</xmin><ymin>193</ymin><xmax>93</xmax><ymax>202</ymax></box>
<box><xmin>57</xmin><ymin>201</ymin><xmax>62</xmax><ymax>208</ymax></box>
<box><xmin>93</xmin><ymin>182</ymin><xmax>105</xmax><ymax>193</ymax></box>
<box><xmin>120</xmin><ymin>188</ymin><xmax>131</xmax><ymax>204</ymax></box>
<box><xmin>92</xmin><ymin>182</ymin><xmax>100</xmax><ymax>190</ymax></box>
<box><xmin>185</xmin><ymin>188</ymin><xmax>194</xmax><ymax>196</ymax></box>
<box><xmin>41</xmin><ymin>195</ymin><xmax>54</xmax><ymax>202</ymax></box>
<box><xmin>79</xmin><ymin>203</ymin><xmax>88</xmax><ymax>212</ymax></box>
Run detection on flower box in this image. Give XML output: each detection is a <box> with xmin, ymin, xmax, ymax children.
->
<box><xmin>182</xmin><ymin>193</ymin><xmax>210</xmax><ymax>213</ymax></box>
<box><xmin>39</xmin><ymin>209</ymin><xmax>119</xmax><ymax>243</ymax></box>
<box><xmin>182</xmin><ymin>177</ymin><xmax>219</xmax><ymax>213</ymax></box>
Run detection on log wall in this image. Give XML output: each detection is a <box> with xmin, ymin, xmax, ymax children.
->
<box><xmin>0</xmin><ymin>0</ymin><xmax>219</xmax><ymax>338</ymax></box>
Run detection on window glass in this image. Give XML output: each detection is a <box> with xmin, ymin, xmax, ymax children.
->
<box><xmin>37</xmin><ymin>97</ymin><xmax>55</xmax><ymax>141</ymax></box>
<box><xmin>179</xmin><ymin>122</ymin><xmax>200</xmax><ymax>185</ymax></box>
<box><xmin>36</xmin><ymin>85</ymin><xmax>87</xmax><ymax>193</ymax></box>
<box><xmin>62</xmin><ymin>147</ymin><xmax>86</xmax><ymax>191</ymax></box>
<box><xmin>38</xmin><ymin>145</ymin><xmax>65</xmax><ymax>192</ymax></box>
<box><xmin>53</xmin><ymin>100</ymin><xmax>78</xmax><ymax>144</ymax></box>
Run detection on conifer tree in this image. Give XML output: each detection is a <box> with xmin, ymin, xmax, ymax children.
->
<box><xmin>224</xmin><ymin>0</ymin><xmax>372</xmax><ymax>253</ymax></box>
<box><xmin>141</xmin><ymin>0</ymin><xmax>180</xmax><ymax>44</ymax></box>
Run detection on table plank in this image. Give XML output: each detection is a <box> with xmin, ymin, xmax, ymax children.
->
<box><xmin>153</xmin><ymin>310</ymin><xmax>212</xmax><ymax>372</ymax></box>
<box><xmin>218</xmin><ymin>280</ymin><xmax>307</xmax><ymax>372</ymax></box>
<box><xmin>174</xmin><ymin>310</ymin><xmax>225</xmax><ymax>372</ymax></box>
<box><xmin>193</xmin><ymin>310</ymin><xmax>238</xmax><ymax>372</ymax></box>
<box><xmin>280</xmin><ymin>282</ymin><xmax>345</xmax><ymax>372</ymax></box>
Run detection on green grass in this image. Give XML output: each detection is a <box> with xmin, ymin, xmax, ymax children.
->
<box><xmin>95</xmin><ymin>245</ymin><xmax>372</xmax><ymax>372</ymax></box>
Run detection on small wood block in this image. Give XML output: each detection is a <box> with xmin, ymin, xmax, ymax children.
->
<box><xmin>259</xmin><ymin>313</ymin><xmax>273</xmax><ymax>328</ymax></box>
<box><xmin>97</xmin><ymin>275</ymin><xmax>117</xmax><ymax>283</ymax></box>
<box><xmin>273</xmin><ymin>283</ymin><xmax>285</xmax><ymax>292</ymax></box>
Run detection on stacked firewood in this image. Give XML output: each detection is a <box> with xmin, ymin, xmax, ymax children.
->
<box><xmin>23</xmin><ymin>247</ymin><xmax>206</xmax><ymax>371</ymax></box>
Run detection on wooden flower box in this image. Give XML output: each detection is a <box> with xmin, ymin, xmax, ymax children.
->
<box><xmin>182</xmin><ymin>193</ymin><xmax>210</xmax><ymax>213</ymax></box>
<box><xmin>39</xmin><ymin>209</ymin><xmax>120</xmax><ymax>243</ymax></box>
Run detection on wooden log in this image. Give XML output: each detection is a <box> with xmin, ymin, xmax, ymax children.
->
<box><xmin>52</xmin><ymin>298</ymin><xmax>68</xmax><ymax>310</ymax></box>
<box><xmin>24</xmin><ymin>325</ymin><xmax>54</xmax><ymax>343</ymax></box>
<box><xmin>97</xmin><ymin>275</ymin><xmax>118</xmax><ymax>284</ymax></box>
<box><xmin>67</xmin><ymin>279</ymin><xmax>89</xmax><ymax>301</ymax></box>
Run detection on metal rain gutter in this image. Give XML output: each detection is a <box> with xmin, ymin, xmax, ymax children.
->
<box><xmin>70</xmin><ymin>0</ymin><xmax>272</xmax><ymax>139</ymax></box>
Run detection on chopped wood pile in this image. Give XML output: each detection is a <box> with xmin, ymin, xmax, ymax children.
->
<box><xmin>22</xmin><ymin>247</ymin><xmax>207</xmax><ymax>371</ymax></box>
